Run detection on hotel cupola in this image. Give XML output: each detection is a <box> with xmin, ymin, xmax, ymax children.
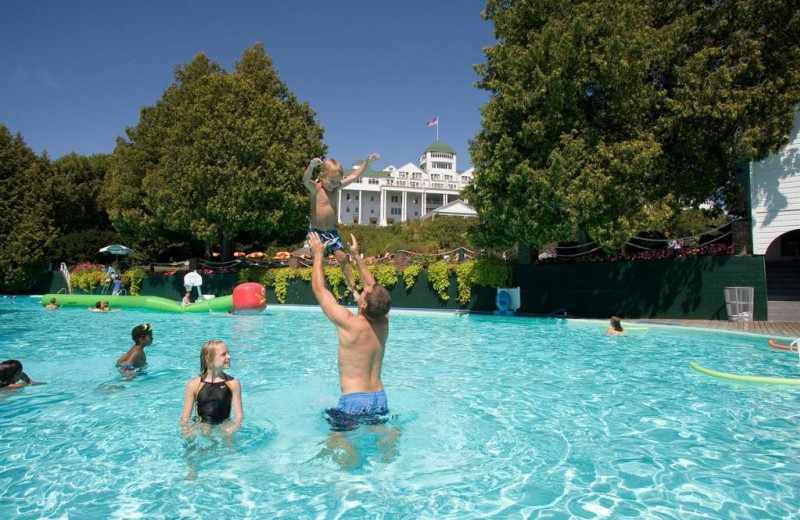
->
<box><xmin>419</xmin><ymin>141</ymin><xmax>457</xmax><ymax>174</ymax></box>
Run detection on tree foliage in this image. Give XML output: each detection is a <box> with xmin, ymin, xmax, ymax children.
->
<box><xmin>102</xmin><ymin>43</ymin><xmax>326</xmax><ymax>259</ymax></box>
<box><xmin>49</xmin><ymin>153</ymin><xmax>112</xmax><ymax>233</ymax></box>
<box><xmin>0</xmin><ymin>126</ymin><xmax>57</xmax><ymax>292</ymax></box>
<box><xmin>467</xmin><ymin>0</ymin><xmax>800</xmax><ymax>250</ymax></box>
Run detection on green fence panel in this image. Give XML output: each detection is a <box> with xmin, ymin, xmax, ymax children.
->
<box><xmin>513</xmin><ymin>255</ymin><xmax>767</xmax><ymax>320</ymax></box>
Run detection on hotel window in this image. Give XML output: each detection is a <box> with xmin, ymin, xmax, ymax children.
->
<box><xmin>391</xmin><ymin>195</ymin><xmax>399</xmax><ymax>203</ymax></box>
<box><xmin>346</xmin><ymin>207</ymin><xmax>350</xmax><ymax>213</ymax></box>
<box><xmin>390</xmin><ymin>207</ymin><xmax>402</xmax><ymax>216</ymax></box>
<box><xmin>370</xmin><ymin>196</ymin><xmax>374</xmax><ymax>202</ymax></box>
<box><xmin>346</xmin><ymin>194</ymin><xmax>351</xmax><ymax>201</ymax></box>
<box><xmin>370</xmin><ymin>209</ymin><xmax>375</xmax><ymax>214</ymax></box>
<box><xmin>369</xmin><ymin>178</ymin><xmax>379</xmax><ymax>184</ymax></box>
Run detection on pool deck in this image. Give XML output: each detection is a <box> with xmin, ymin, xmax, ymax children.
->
<box><xmin>633</xmin><ymin>319</ymin><xmax>800</xmax><ymax>339</ymax></box>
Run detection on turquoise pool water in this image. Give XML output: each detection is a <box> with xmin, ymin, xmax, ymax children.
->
<box><xmin>1</xmin><ymin>297</ymin><xmax>798</xmax><ymax>519</ymax></box>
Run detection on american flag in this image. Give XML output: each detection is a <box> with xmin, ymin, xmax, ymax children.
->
<box><xmin>425</xmin><ymin>118</ymin><xmax>438</xmax><ymax>127</ymax></box>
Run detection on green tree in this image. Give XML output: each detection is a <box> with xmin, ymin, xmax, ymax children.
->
<box><xmin>47</xmin><ymin>153</ymin><xmax>120</xmax><ymax>264</ymax></box>
<box><xmin>0</xmin><ymin>125</ymin><xmax>56</xmax><ymax>292</ymax></box>
<box><xmin>467</xmin><ymin>0</ymin><xmax>800</xmax><ymax>251</ymax></box>
<box><xmin>49</xmin><ymin>153</ymin><xmax>112</xmax><ymax>233</ymax></box>
<box><xmin>102</xmin><ymin>43</ymin><xmax>326</xmax><ymax>259</ymax></box>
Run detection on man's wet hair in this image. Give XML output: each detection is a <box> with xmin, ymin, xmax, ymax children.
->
<box><xmin>364</xmin><ymin>285</ymin><xmax>392</xmax><ymax>320</ymax></box>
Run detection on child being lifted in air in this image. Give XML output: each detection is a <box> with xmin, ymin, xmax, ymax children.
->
<box><xmin>303</xmin><ymin>153</ymin><xmax>380</xmax><ymax>300</ymax></box>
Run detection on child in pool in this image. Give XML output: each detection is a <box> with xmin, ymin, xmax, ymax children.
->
<box><xmin>180</xmin><ymin>340</ymin><xmax>243</xmax><ymax>436</ymax></box>
<box><xmin>115</xmin><ymin>323</ymin><xmax>154</xmax><ymax>375</ymax></box>
<box><xmin>0</xmin><ymin>359</ymin><xmax>43</xmax><ymax>388</ymax></box>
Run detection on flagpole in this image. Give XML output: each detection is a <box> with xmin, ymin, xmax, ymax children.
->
<box><xmin>436</xmin><ymin>116</ymin><xmax>439</xmax><ymax>141</ymax></box>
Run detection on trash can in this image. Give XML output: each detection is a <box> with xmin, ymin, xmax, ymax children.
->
<box><xmin>724</xmin><ymin>287</ymin><xmax>754</xmax><ymax>322</ymax></box>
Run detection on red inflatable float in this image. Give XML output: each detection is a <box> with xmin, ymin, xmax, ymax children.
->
<box><xmin>232</xmin><ymin>283</ymin><xmax>267</xmax><ymax>312</ymax></box>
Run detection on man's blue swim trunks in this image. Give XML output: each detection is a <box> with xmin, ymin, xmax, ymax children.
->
<box><xmin>306</xmin><ymin>228</ymin><xmax>345</xmax><ymax>256</ymax></box>
<box><xmin>324</xmin><ymin>390</ymin><xmax>389</xmax><ymax>431</ymax></box>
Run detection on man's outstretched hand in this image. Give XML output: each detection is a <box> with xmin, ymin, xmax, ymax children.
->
<box><xmin>308</xmin><ymin>231</ymin><xmax>329</xmax><ymax>258</ymax></box>
<box><xmin>348</xmin><ymin>234</ymin><xmax>360</xmax><ymax>256</ymax></box>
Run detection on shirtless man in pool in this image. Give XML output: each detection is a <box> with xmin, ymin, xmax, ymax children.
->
<box><xmin>308</xmin><ymin>231</ymin><xmax>398</xmax><ymax>466</ymax></box>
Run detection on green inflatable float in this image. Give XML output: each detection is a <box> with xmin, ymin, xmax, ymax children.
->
<box><xmin>689</xmin><ymin>361</ymin><xmax>800</xmax><ymax>386</ymax></box>
<box><xmin>41</xmin><ymin>293</ymin><xmax>234</xmax><ymax>313</ymax></box>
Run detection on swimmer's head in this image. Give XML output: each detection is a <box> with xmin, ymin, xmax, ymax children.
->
<box><xmin>199</xmin><ymin>340</ymin><xmax>229</xmax><ymax>375</ymax></box>
<box><xmin>318</xmin><ymin>158</ymin><xmax>343</xmax><ymax>190</ymax></box>
<box><xmin>0</xmin><ymin>359</ymin><xmax>23</xmax><ymax>385</ymax></box>
<box><xmin>132</xmin><ymin>323</ymin><xmax>153</xmax><ymax>344</ymax></box>
<box><xmin>49</xmin><ymin>298</ymin><xmax>56</xmax><ymax>304</ymax></box>
<box><xmin>610</xmin><ymin>316</ymin><xmax>623</xmax><ymax>331</ymax></box>
<box><xmin>361</xmin><ymin>284</ymin><xmax>392</xmax><ymax>321</ymax></box>
<box><xmin>95</xmin><ymin>301</ymin><xmax>102</xmax><ymax>309</ymax></box>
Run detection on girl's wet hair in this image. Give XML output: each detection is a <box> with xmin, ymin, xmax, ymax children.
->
<box><xmin>610</xmin><ymin>316</ymin><xmax>623</xmax><ymax>331</ymax></box>
<box><xmin>199</xmin><ymin>340</ymin><xmax>227</xmax><ymax>376</ymax></box>
<box><xmin>0</xmin><ymin>359</ymin><xmax>23</xmax><ymax>385</ymax></box>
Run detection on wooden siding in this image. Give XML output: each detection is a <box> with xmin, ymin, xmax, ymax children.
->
<box><xmin>751</xmin><ymin>110</ymin><xmax>800</xmax><ymax>254</ymax></box>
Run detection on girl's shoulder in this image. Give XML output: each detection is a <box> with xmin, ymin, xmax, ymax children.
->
<box><xmin>185</xmin><ymin>376</ymin><xmax>202</xmax><ymax>389</ymax></box>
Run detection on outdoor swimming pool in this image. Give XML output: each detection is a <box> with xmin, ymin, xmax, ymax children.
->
<box><xmin>1</xmin><ymin>297</ymin><xmax>798</xmax><ymax>519</ymax></box>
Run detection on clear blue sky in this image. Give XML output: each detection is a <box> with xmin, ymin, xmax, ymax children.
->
<box><xmin>0</xmin><ymin>1</ymin><xmax>495</xmax><ymax>170</ymax></box>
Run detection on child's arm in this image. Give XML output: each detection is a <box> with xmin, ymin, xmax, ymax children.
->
<box><xmin>340</xmin><ymin>152</ymin><xmax>379</xmax><ymax>187</ymax></box>
<box><xmin>225</xmin><ymin>378</ymin><xmax>244</xmax><ymax>434</ymax></box>
<box><xmin>348</xmin><ymin>234</ymin><xmax>375</xmax><ymax>287</ymax></box>
<box><xmin>303</xmin><ymin>158</ymin><xmax>323</xmax><ymax>192</ymax></box>
<box><xmin>117</xmin><ymin>347</ymin><xmax>141</xmax><ymax>374</ymax></box>
<box><xmin>180</xmin><ymin>378</ymin><xmax>200</xmax><ymax>432</ymax></box>
<box><xmin>4</xmin><ymin>372</ymin><xmax>42</xmax><ymax>388</ymax></box>
<box><xmin>115</xmin><ymin>347</ymin><xmax>134</xmax><ymax>367</ymax></box>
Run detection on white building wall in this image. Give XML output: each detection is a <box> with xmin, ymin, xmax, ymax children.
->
<box><xmin>338</xmin><ymin>147</ymin><xmax>475</xmax><ymax>226</ymax></box>
<box><xmin>750</xmin><ymin>110</ymin><xmax>800</xmax><ymax>255</ymax></box>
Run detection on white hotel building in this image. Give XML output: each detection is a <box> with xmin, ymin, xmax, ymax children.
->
<box><xmin>337</xmin><ymin>141</ymin><xmax>475</xmax><ymax>225</ymax></box>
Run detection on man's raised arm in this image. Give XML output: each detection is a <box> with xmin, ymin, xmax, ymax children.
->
<box><xmin>309</xmin><ymin>232</ymin><xmax>351</xmax><ymax>326</ymax></box>
<box><xmin>348</xmin><ymin>234</ymin><xmax>375</xmax><ymax>288</ymax></box>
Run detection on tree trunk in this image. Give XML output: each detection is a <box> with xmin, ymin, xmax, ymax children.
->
<box><xmin>221</xmin><ymin>231</ymin><xmax>233</xmax><ymax>261</ymax></box>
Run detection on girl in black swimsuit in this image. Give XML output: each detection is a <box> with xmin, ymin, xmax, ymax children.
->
<box><xmin>180</xmin><ymin>340</ymin><xmax>244</xmax><ymax>435</ymax></box>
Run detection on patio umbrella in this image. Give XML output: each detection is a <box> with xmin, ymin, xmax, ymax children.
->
<box><xmin>291</xmin><ymin>246</ymin><xmax>312</xmax><ymax>259</ymax></box>
<box><xmin>99</xmin><ymin>244</ymin><xmax>133</xmax><ymax>270</ymax></box>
